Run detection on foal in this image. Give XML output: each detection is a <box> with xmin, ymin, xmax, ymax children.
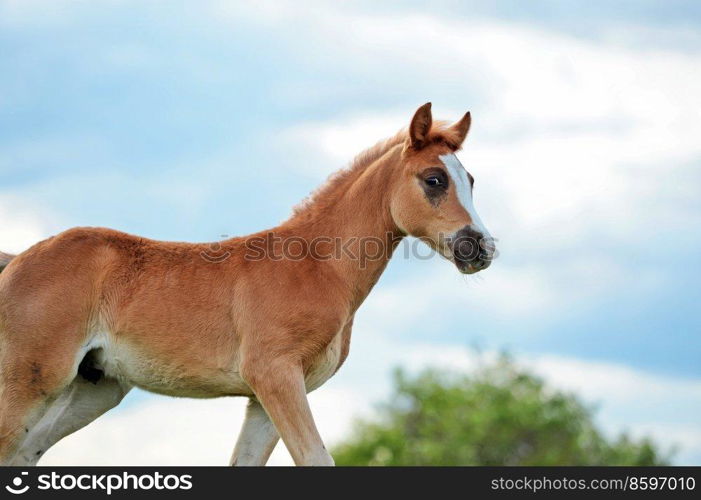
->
<box><xmin>0</xmin><ymin>103</ymin><xmax>494</xmax><ymax>466</ymax></box>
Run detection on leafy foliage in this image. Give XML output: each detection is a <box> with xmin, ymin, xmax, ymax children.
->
<box><xmin>333</xmin><ymin>355</ymin><xmax>669</xmax><ymax>465</ymax></box>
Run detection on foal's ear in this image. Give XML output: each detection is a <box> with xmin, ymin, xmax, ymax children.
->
<box><xmin>449</xmin><ymin>111</ymin><xmax>472</xmax><ymax>147</ymax></box>
<box><xmin>409</xmin><ymin>102</ymin><xmax>433</xmax><ymax>149</ymax></box>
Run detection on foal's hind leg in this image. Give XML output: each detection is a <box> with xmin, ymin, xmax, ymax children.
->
<box><xmin>0</xmin><ymin>358</ymin><xmax>72</xmax><ymax>464</ymax></box>
<box><xmin>0</xmin><ymin>324</ymin><xmax>89</xmax><ymax>464</ymax></box>
<box><xmin>230</xmin><ymin>398</ymin><xmax>279</xmax><ymax>466</ymax></box>
<box><xmin>9</xmin><ymin>374</ymin><xmax>130</xmax><ymax>465</ymax></box>
<box><xmin>0</xmin><ymin>393</ymin><xmax>52</xmax><ymax>464</ymax></box>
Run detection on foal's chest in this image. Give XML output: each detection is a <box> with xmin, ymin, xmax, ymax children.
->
<box><xmin>303</xmin><ymin>324</ymin><xmax>350</xmax><ymax>392</ymax></box>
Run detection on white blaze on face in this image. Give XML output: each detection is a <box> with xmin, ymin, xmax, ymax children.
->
<box><xmin>439</xmin><ymin>153</ymin><xmax>490</xmax><ymax>238</ymax></box>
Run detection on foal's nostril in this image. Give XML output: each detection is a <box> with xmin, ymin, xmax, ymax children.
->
<box><xmin>451</xmin><ymin>226</ymin><xmax>494</xmax><ymax>273</ymax></box>
<box><xmin>456</xmin><ymin>239</ymin><xmax>479</xmax><ymax>261</ymax></box>
<box><xmin>451</xmin><ymin>226</ymin><xmax>484</xmax><ymax>263</ymax></box>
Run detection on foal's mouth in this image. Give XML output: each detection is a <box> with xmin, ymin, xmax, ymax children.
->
<box><xmin>455</xmin><ymin>259</ymin><xmax>491</xmax><ymax>275</ymax></box>
<box><xmin>447</xmin><ymin>226</ymin><xmax>495</xmax><ymax>275</ymax></box>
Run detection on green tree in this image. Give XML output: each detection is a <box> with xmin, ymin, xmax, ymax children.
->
<box><xmin>333</xmin><ymin>355</ymin><xmax>670</xmax><ymax>465</ymax></box>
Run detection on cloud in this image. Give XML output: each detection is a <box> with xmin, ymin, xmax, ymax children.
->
<box><xmin>0</xmin><ymin>195</ymin><xmax>58</xmax><ymax>253</ymax></box>
<box><xmin>280</xmin><ymin>112</ymin><xmax>409</xmax><ymax>177</ymax></box>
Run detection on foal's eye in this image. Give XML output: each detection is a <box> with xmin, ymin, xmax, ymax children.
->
<box><xmin>419</xmin><ymin>168</ymin><xmax>448</xmax><ymax>193</ymax></box>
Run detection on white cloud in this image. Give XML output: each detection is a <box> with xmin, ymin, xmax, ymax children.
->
<box><xmin>281</xmin><ymin>113</ymin><xmax>408</xmax><ymax>176</ymax></box>
<box><xmin>0</xmin><ymin>196</ymin><xmax>58</xmax><ymax>254</ymax></box>
<box><xmin>360</xmin><ymin>260</ymin><xmax>556</xmax><ymax>323</ymax></box>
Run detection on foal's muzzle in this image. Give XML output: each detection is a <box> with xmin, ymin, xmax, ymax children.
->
<box><xmin>450</xmin><ymin>226</ymin><xmax>495</xmax><ymax>274</ymax></box>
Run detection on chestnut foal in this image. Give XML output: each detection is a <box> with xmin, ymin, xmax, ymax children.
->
<box><xmin>0</xmin><ymin>103</ymin><xmax>494</xmax><ymax>466</ymax></box>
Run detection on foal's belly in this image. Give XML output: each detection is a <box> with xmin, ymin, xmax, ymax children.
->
<box><xmin>96</xmin><ymin>336</ymin><xmax>253</xmax><ymax>398</ymax></box>
<box><xmin>93</xmin><ymin>328</ymin><xmax>345</xmax><ymax>398</ymax></box>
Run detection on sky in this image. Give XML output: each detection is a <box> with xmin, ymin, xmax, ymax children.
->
<box><xmin>1</xmin><ymin>0</ymin><xmax>700</xmax><ymax>465</ymax></box>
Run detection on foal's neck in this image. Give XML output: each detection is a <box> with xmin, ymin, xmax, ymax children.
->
<box><xmin>285</xmin><ymin>147</ymin><xmax>405</xmax><ymax>309</ymax></box>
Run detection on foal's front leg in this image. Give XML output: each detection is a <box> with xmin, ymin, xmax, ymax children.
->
<box><xmin>230</xmin><ymin>398</ymin><xmax>279</xmax><ymax>466</ymax></box>
<box><xmin>242</xmin><ymin>360</ymin><xmax>334</xmax><ymax>466</ymax></box>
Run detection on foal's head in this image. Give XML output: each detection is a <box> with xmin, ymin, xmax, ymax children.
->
<box><xmin>390</xmin><ymin>103</ymin><xmax>495</xmax><ymax>274</ymax></box>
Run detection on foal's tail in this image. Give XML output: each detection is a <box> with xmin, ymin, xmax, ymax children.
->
<box><xmin>0</xmin><ymin>252</ymin><xmax>15</xmax><ymax>273</ymax></box>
